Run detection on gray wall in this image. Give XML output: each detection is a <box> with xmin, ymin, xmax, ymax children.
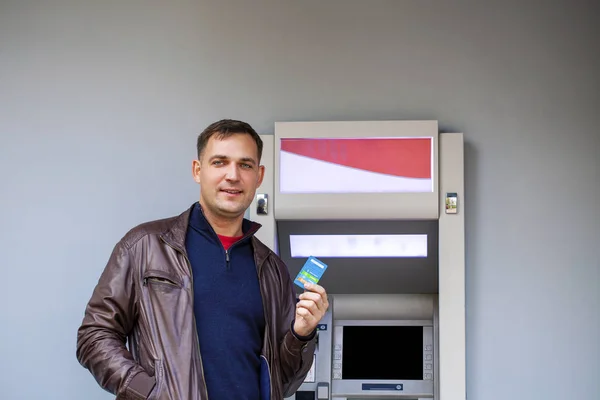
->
<box><xmin>0</xmin><ymin>1</ymin><xmax>598</xmax><ymax>399</ymax></box>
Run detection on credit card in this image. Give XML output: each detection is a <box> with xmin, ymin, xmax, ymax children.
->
<box><xmin>294</xmin><ymin>256</ymin><xmax>328</xmax><ymax>289</ymax></box>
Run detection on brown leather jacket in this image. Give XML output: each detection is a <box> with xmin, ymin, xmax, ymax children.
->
<box><xmin>76</xmin><ymin>206</ymin><xmax>316</xmax><ymax>399</ymax></box>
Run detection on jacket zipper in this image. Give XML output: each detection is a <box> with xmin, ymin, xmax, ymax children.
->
<box><xmin>160</xmin><ymin>236</ymin><xmax>210</xmax><ymax>400</ymax></box>
<box><xmin>221</xmin><ymin>234</ymin><xmax>273</xmax><ymax>398</ymax></box>
<box><xmin>260</xmin><ymin>354</ymin><xmax>272</xmax><ymax>400</ymax></box>
<box><xmin>196</xmin><ymin>206</ymin><xmax>258</xmax><ymax>271</ymax></box>
<box><xmin>255</xmin><ymin>252</ymin><xmax>274</xmax><ymax>400</ymax></box>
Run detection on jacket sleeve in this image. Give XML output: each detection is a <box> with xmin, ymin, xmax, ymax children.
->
<box><xmin>276</xmin><ymin>258</ymin><xmax>318</xmax><ymax>397</ymax></box>
<box><xmin>76</xmin><ymin>239</ymin><xmax>156</xmax><ymax>400</ymax></box>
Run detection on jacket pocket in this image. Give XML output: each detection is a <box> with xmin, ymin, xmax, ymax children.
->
<box><xmin>143</xmin><ymin>270</ymin><xmax>183</xmax><ymax>293</ymax></box>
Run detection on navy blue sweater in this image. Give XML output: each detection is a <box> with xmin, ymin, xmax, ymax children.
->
<box><xmin>185</xmin><ymin>203</ymin><xmax>265</xmax><ymax>400</ymax></box>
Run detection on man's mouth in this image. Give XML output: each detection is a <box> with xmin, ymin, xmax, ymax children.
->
<box><xmin>220</xmin><ymin>189</ymin><xmax>243</xmax><ymax>195</ymax></box>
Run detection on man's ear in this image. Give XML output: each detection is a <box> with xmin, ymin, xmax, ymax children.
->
<box><xmin>257</xmin><ymin>165</ymin><xmax>265</xmax><ymax>187</ymax></box>
<box><xmin>192</xmin><ymin>159</ymin><xmax>201</xmax><ymax>184</ymax></box>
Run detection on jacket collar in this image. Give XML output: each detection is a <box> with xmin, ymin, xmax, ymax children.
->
<box><xmin>160</xmin><ymin>202</ymin><xmax>267</xmax><ymax>260</ymax></box>
<box><xmin>159</xmin><ymin>205</ymin><xmax>193</xmax><ymax>253</ymax></box>
<box><xmin>188</xmin><ymin>201</ymin><xmax>259</xmax><ymax>240</ymax></box>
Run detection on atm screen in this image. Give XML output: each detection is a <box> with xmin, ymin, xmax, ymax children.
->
<box><xmin>342</xmin><ymin>326</ymin><xmax>423</xmax><ymax>380</ymax></box>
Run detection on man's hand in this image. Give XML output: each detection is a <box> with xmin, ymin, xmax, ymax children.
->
<box><xmin>293</xmin><ymin>283</ymin><xmax>329</xmax><ymax>338</ymax></box>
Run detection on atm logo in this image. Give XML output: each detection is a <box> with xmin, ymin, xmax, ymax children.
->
<box><xmin>280</xmin><ymin>137</ymin><xmax>433</xmax><ymax>193</ymax></box>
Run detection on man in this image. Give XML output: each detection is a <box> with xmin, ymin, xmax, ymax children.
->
<box><xmin>76</xmin><ymin>119</ymin><xmax>328</xmax><ymax>400</ymax></box>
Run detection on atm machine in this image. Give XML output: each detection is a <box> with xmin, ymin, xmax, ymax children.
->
<box><xmin>248</xmin><ymin>121</ymin><xmax>465</xmax><ymax>400</ymax></box>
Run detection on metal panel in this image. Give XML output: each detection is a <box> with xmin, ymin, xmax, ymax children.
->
<box><xmin>438</xmin><ymin>133</ymin><xmax>466</xmax><ymax>400</ymax></box>
<box><xmin>274</xmin><ymin>120</ymin><xmax>439</xmax><ymax>220</ymax></box>
<box><xmin>277</xmin><ymin>219</ymin><xmax>438</xmax><ymax>294</ymax></box>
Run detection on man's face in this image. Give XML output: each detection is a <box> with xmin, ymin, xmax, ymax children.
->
<box><xmin>193</xmin><ymin>133</ymin><xmax>264</xmax><ymax>220</ymax></box>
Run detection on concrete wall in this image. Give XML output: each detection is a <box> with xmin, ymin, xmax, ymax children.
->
<box><xmin>0</xmin><ymin>1</ymin><xmax>598</xmax><ymax>399</ymax></box>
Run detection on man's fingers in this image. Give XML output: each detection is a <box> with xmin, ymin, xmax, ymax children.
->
<box><xmin>298</xmin><ymin>293</ymin><xmax>327</xmax><ymax>314</ymax></box>
<box><xmin>295</xmin><ymin>304</ymin><xmax>315</xmax><ymax>319</ymax></box>
<box><xmin>303</xmin><ymin>282</ymin><xmax>326</xmax><ymax>296</ymax></box>
<box><xmin>298</xmin><ymin>291</ymin><xmax>322</xmax><ymax>303</ymax></box>
<box><xmin>297</xmin><ymin>299</ymin><xmax>321</xmax><ymax>316</ymax></box>
<box><xmin>295</xmin><ymin>285</ymin><xmax>330</xmax><ymax>337</ymax></box>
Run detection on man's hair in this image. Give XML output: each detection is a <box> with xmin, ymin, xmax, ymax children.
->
<box><xmin>196</xmin><ymin>119</ymin><xmax>263</xmax><ymax>162</ymax></box>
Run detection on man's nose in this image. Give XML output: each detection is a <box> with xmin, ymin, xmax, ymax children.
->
<box><xmin>225</xmin><ymin>164</ymin><xmax>240</xmax><ymax>181</ymax></box>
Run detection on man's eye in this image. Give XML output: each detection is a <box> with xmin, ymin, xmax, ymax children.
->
<box><xmin>241</xmin><ymin>163</ymin><xmax>252</xmax><ymax>169</ymax></box>
<box><xmin>212</xmin><ymin>160</ymin><xmax>223</xmax><ymax>166</ymax></box>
